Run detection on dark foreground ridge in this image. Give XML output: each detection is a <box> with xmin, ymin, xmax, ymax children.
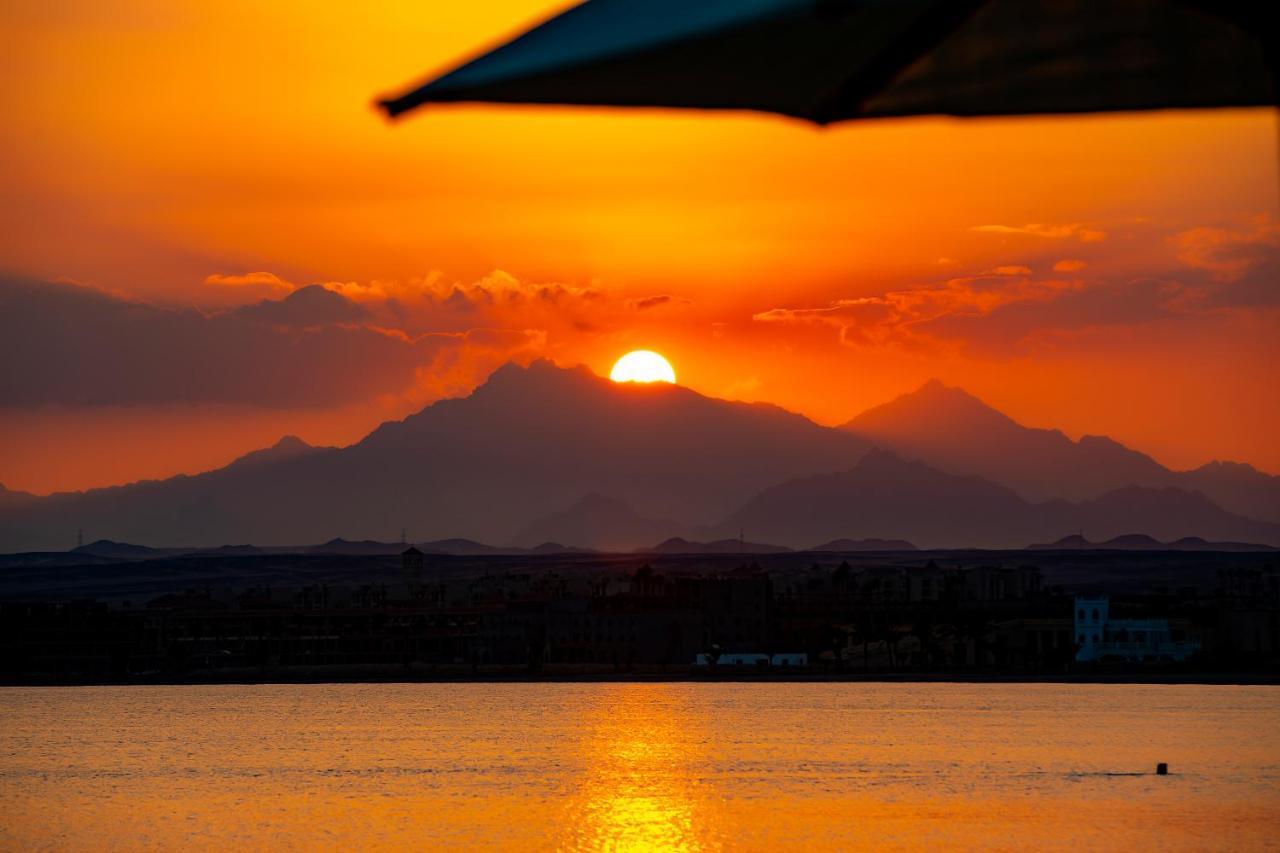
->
<box><xmin>0</xmin><ymin>547</ymin><xmax>1275</xmax><ymax>685</ymax></box>
<box><xmin>13</xmin><ymin>671</ymin><xmax>1278</xmax><ymax>687</ymax></box>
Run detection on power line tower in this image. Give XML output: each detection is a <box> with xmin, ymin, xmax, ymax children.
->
<box><xmin>76</xmin><ymin>528</ymin><xmax>83</xmax><ymax>549</ymax></box>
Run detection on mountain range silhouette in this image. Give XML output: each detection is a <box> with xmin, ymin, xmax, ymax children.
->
<box><xmin>843</xmin><ymin>378</ymin><xmax>1280</xmax><ymax>519</ymax></box>
<box><xmin>0</xmin><ymin>361</ymin><xmax>1276</xmax><ymax>552</ymax></box>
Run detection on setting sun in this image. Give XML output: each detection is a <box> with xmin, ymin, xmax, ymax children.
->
<box><xmin>610</xmin><ymin>351</ymin><xmax>677</xmax><ymax>384</ymax></box>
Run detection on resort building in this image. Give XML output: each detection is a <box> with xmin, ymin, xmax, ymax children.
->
<box><xmin>1074</xmin><ymin>595</ymin><xmax>1200</xmax><ymax>663</ymax></box>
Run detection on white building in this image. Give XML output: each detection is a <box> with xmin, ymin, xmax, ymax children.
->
<box><xmin>1074</xmin><ymin>596</ymin><xmax>1199</xmax><ymax>663</ymax></box>
<box><xmin>692</xmin><ymin>652</ymin><xmax>807</xmax><ymax>667</ymax></box>
<box><xmin>770</xmin><ymin>652</ymin><xmax>808</xmax><ymax>667</ymax></box>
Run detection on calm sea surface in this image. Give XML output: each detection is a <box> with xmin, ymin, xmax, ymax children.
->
<box><xmin>1</xmin><ymin>683</ymin><xmax>1277</xmax><ymax>850</ymax></box>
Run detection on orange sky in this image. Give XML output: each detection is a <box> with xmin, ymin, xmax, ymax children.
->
<box><xmin>1</xmin><ymin>0</ymin><xmax>1278</xmax><ymax>494</ymax></box>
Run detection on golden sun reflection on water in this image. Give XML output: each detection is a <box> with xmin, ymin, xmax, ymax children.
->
<box><xmin>559</xmin><ymin>685</ymin><xmax>722</xmax><ymax>852</ymax></box>
<box><xmin>1</xmin><ymin>683</ymin><xmax>1278</xmax><ymax>850</ymax></box>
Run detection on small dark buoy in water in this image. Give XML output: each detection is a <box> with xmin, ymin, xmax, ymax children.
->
<box><xmin>1156</xmin><ymin>763</ymin><xmax>1168</xmax><ymax>775</ymax></box>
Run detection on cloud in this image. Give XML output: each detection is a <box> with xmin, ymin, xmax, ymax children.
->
<box><xmin>327</xmin><ymin>270</ymin><xmax>598</xmax><ymax>309</ymax></box>
<box><xmin>1171</xmin><ymin>216</ymin><xmax>1279</xmax><ymax>283</ymax></box>
<box><xmin>208</xmin><ymin>269</ymin><xmax>604</xmax><ymax>315</ymax></box>
<box><xmin>913</xmin><ymin>277</ymin><xmax>1185</xmax><ymax>354</ymax></box>
<box><xmin>204</xmin><ymin>271</ymin><xmax>293</xmax><ymax>291</ymax></box>
<box><xmin>972</xmin><ymin>223</ymin><xmax>1107</xmax><ymax>242</ymax></box>
<box><xmin>1</xmin><ymin>266</ymin><xmax>666</xmax><ymax>411</ymax></box>
<box><xmin>626</xmin><ymin>294</ymin><xmax>691</xmax><ymax>311</ymax></box>
<box><xmin>404</xmin><ymin>328</ymin><xmax>546</xmax><ymax>405</ymax></box>
<box><xmin>305</xmin><ymin>269</ymin><xmax>613</xmax><ymax>339</ymax></box>
<box><xmin>753</xmin><ymin>299</ymin><xmax>895</xmax><ymax>327</ymax></box>
<box><xmin>752</xmin><ymin>214</ymin><xmax>1280</xmax><ymax>357</ymax></box>
<box><xmin>754</xmin><ymin>297</ymin><xmax>912</xmax><ymax>349</ymax></box>
<box><xmin>0</xmin><ymin>278</ymin><xmax>544</xmax><ymax>407</ymax></box>
<box><xmin>752</xmin><ymin>267</ymin><xmax>1189</xmax><ymax>356</ymax></box>
<box><xmin>209</xmin><ymin>270</ymin><xmax>704</xmax><ymax>344</ymax></box>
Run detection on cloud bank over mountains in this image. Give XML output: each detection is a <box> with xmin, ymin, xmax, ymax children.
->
<box><xmin>0</xmin><ymin>277</ymin><xmax>543</xmax><ymax>407</ymax></box>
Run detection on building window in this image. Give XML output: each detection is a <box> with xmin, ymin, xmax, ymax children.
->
<box><xmin>1092</xmin><ymin>610</ymin><xmax>1099</xmax><ymax>621</ymax></box>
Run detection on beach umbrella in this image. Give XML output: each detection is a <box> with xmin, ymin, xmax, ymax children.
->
<box><xmin>378</xmin><ymin>0</ymin><xmax>1277</xmax><ymax>124</ymax></box>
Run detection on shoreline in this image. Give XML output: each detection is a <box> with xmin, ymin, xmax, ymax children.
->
<box><xmin>4</xmin><ymin>670</ymin><xmax>1278</xmax><ymax>687</ymax></box>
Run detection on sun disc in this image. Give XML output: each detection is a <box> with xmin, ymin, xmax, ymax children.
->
<box><xmin>610</xmin><ymin>350</ymin><xmax>676</xmax><ymax>384</ymax></box>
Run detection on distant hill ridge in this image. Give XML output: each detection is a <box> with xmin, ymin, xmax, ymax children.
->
<box><xmin>0</xmin><ymin>360</ymin><xmax>868</xmax><ymax>551</ymax></box>
<box><xmin>73</xmin><ymin>539</ymin><xmax>166</xmax><ymax>559</ymax></box>
<box><xmin>226</xmin><ymin>435</ymin><xmax>328</xmax><ymax>470</ymax></box>
<box><xmin>0</xmin><ymin>483</ymin><xmax>38</xmax><ymax>509</ymax></box>
<box><xmin>842</xmin><ymin>379</ymin><xmax>1279</xmax><ymax>521</ymax></box>
<box><xmin>1</xmin><ymin>361</ymin><xmax>1276</xmax><ymax>552</ymax></box>
<box><xmin>809</xmin><ymin>538</ymin><xmax>919</xmax><ymax>552</ymax></box>
<box><xmin>61</xmin><ymin>536</ymin><xmax>593</xmax><ymax>560</ymax></box>
<box><xmin>1028</xmin><ymin>533</ymin><xmax>1276</xmax><ymax>552</ymax></box>
<box><xmin>715</xmin><ymin>449</ymin><xmax>1280</xmax><ymax>550</ymax></box>
<box><xmin>637</xmin><ymin>536</ymin><xmax>792</xmax><ymax>555</ymax></box>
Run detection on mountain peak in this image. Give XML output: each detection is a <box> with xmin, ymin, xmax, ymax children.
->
<box><xmin>0</xmin><ymin>482</ymin><xmax>37</xmax><ymax>507</ymax></box>
<box><xmin>638</xmin><ymin>536</ymin><xmax>792</xmax><ymax>554</ymax></box>
<box><xmin>475</xmin><ymin>358</ymin><xmax>699</xmax><ymax>405</ymax></box>
<box><xmin>1102</xmin><ymin>533</ymin><xmax>1164</xmax><ymax>549</ymax></box>
<box><xmin>846</xmin><ymin>380</ymin><xmax>1017</xmax><ymax>435</ymax></box>
<box><xmin>471</xmin><ymin>359</ymin><xmax>604</xmax><ymax>401</ymax></box>
<box><xmin>272</xmin><ymin>434</ymin><xmax>310</xmax><ymax>450</ymax></box>
<box><xmin>841</xmin><ymin>379</ymin><xmax>1182</xmax><ymax>504</ymax></box>
<box><xmin>226</xmin><ymin>433</ymin><xmax>322</xmax><ymax>470</ymax></box>
<box><xmin>71</xmin><ymin>539</ymin><xmax>159</xmax><ymax>558</ymax></box>
<box><xmin>1186</xmin><ymin>458</ymin><xmax>1279</xmax><ymax>480</ymax></box>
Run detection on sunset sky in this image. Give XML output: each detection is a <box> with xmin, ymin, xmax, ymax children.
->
<box><xmin>2</xmin><ymin>0</ymin><xmax>1278</xmax><ymax>494</ymax></box>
